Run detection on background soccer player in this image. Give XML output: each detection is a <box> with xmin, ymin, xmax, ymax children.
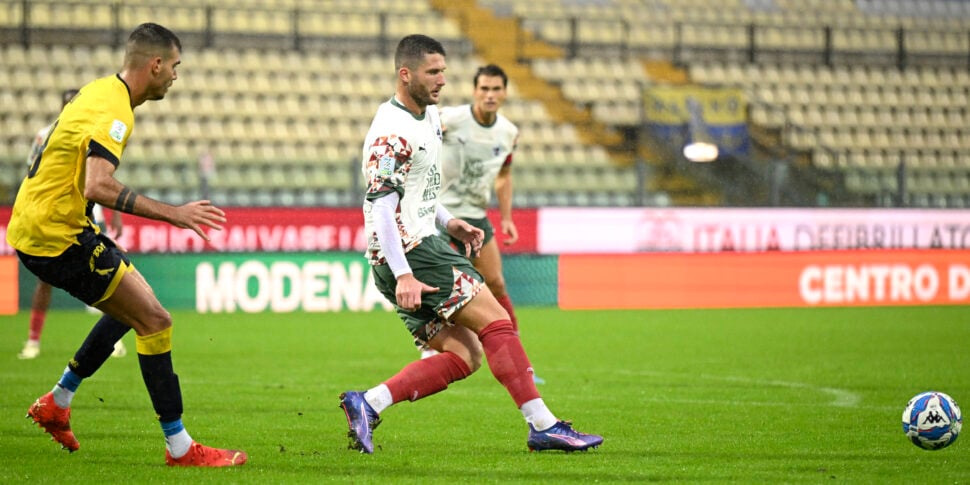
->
<box><xmin>339</xmin><ymin>34</ymin><xmax>602</xmax><ymax>454</ymax></box>
<box><xmin>433</xmin><ymin>64</ymin><xmax>546</xmax><ymax>382</ymax></box>
<box><xmin>439</xmin><ymin>64</ymin><xmax>518</xmax><ymax>322</ymax></box>
<box><xmin>7</xmin><ymin>23</ymin><xmax>246</xmax><ymax>467</ymax></box>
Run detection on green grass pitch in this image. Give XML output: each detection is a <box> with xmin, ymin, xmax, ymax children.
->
<box><xmin>1</xmin><ymin>306</ymin><xmax>968</xmax><ymax>483</ymax></box>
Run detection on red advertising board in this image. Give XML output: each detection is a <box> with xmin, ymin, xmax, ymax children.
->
<box><xmin>559</xmin><ymin>250</ymin><xmax>970</xmax><ymax>310</ymax></box>
<box><xmin>0</xmin><ymin>206</ymin><xmax>538</xmax><ymax>254</ymax></box>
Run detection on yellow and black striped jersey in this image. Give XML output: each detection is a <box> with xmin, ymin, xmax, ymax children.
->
<box><xmin>6</xmin><ymin>74</ymin><xmax>133</xmax><ymax>256</ymax></box>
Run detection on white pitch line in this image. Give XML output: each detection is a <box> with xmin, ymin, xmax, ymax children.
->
<box><xmin>698</xmin><ymin>374</ymin><xmax>862</xmax><ymax>408</ymax></box>
<box><xmin>616</xmin><ymin>370</ymin><xmax>863</xmax><ymax>408</ymax></box>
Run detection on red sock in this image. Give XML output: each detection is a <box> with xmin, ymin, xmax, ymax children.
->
<box><xmin>478</xmin><ymin>319</ymin><xmax>539</xmax><ymax>407</ymax></box>
<box><xmin>28</xmin><ymin>310</ymin><xmax>46</xmax><ymax>341</ymax></box>
<box><xmin>495</xmin><ymin>294</ymin><xmax>519</xmax><ymax>332</ymax></box>
<box><xmin>384</xmin><ymin>352</ymin><xmax>471</xmax><ymax>403</ymax></box>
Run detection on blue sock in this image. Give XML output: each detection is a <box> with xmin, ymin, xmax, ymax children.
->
<box><xmin>58</xmin><ymin>368</ymin><xmax>83</xmax><ymax>392</ymax></box>
<box><xmin>51</xmin><ymin>367</ymin><xmax>83</xmax><ymax>408</ymax></box>
<box><xmin>161</xmin><ymin>418</ymin><xmax>185</xmax><ymax>437</ymax></box>
<box><xmin>161</xmin><ymin>419</ymin><xmax>193</xmax><ymax>458</ymax></box>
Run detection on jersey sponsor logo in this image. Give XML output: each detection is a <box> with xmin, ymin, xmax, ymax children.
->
<box><xmin>93</xmin><ymin>266</ymin><xmax>116</xmax><ymax>276</ymax></box>
<box><xmin>378</xmin><ymin>155</ymin><xmax>394</xmax><ymax>177</ymax></box>
<box><xmin>88</xmin><ymin>242</ymin><xmax>116</xmax><ymax>276</ymax></box>
<box><xmin>109</xmin><ymin>119</ymin><xmax>127</xmax><ymax>143</ymax></box>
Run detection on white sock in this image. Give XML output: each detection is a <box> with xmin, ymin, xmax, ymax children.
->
<box><xmin>520</xmin><ymin>398</ymin><xmax>557</xmax><ymax>431</ymax></box>
<box><xmin>51</xmin><ymin>384</ymin><xmax>74</xmax><ymax>409</ymax></box>
<box><xmin>364</xmin><ymin>384</ymin><xmax>393</xmax><ymax>414</ymax></box>
<box><xmin>165</xmin><ymin>429</ymin><xmax>193</xmax><ymax>459</ymax></box>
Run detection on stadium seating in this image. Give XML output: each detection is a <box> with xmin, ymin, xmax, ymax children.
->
<box><xmin>687</xmin><ymin>59</ymin><xmax>969</xmax><ymax>205</ymax></box>
<box><xmin>486</xmin><ymin>0</ymin><xmax>970</xmax><ymax>207</ymax></box>
<box><xmin>0</xmin><ymin>0</ymin><xmax>641</xmax><ymax>207</ymax></box>
<box><xmin>3</xmin><ymin>0</ymin><xmax>969</xmax><ymax>207</ymax></box>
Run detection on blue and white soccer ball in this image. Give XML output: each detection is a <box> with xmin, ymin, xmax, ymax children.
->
<box><xmin>902</xmin><ymin>391</ymin><xmax>962</xmax><ymax>450</ymax></box>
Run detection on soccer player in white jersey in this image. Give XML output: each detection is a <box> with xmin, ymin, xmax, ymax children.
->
<box><xmin>339</xmin><ymin>34</ymin><xmax>602</xmax><ymax>454</ymax></box>
<box><xmin>18</xmin><ymin>88</ymin><xmax>126</xmax><ymax>360</ymax></box>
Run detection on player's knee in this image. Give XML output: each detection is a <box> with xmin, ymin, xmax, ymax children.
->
<box><xmin>141</xmin><ymin>306</ymin><xmax>173</xmax><ymax>333</ymax></box>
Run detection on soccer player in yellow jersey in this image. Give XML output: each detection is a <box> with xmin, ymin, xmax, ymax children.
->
<box><xmin>7</xmin><ymin>23</ymin><xmax>246</xmax><ymax>467</ymax></box>
<box><xmin>17</xmin><ymin>88</ymin><xmax>126</xmax><ymax>361</ymax></box>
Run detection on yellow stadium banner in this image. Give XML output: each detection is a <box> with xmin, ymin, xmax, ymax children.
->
<box><xmin>643</xmin><ymin>86</ymin><xmax>747</xmax><ymax>126</ymax></box>
<box><xmin>643</xmin><ymin>86</ymin><xmax>750</xmax><ymax>157</ymax></box>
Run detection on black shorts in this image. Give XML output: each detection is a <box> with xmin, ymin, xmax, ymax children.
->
<box><xmin>17</xmin><ymin>229</ymin><xmax>133</xmax><ymax>306</ymax></box>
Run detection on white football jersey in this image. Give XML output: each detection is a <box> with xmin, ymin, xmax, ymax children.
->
<box><xmin>438</xmin><ymin>104</ymin><xmax>518</xmax><ymax>219</ymax></box>
<box><xmin>361</xmin><ymin>97</ymin><xmax>443</xmax><ymax>265</ymax></box>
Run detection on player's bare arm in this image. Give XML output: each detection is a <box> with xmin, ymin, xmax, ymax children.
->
<box><xmin>109</xmin><ymin>209</ymin><xmax>124</xmax><ymax>239</ymax></box>
<box><xmin>494</xmin><ymin>165</ymin><xmax>518</xmax><ymax>245</ymax></box>
<box><xmin>84</xmin><ymin>155</ymin><xmax>225</xmax><ymax>240</ymax></box>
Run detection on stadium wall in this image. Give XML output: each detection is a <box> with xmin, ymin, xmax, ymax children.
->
<box><xmin>0</xmin><ymin>255</ymin><xmax>17</xmax><ymax>314</ymax></box>
<box><xmin>4</xmin><ymin>207</ymin><xmax>970</xmax><ymax>313</ymax></box>
<box><xmin>558</xmin><ymin>249</ymin><xmax>970</xmax><ymax>310</ymax></box>
<box><xmin>9</xmin><ymin>252</ymin><xmax>558</xmax><ymax>313</ymax></box>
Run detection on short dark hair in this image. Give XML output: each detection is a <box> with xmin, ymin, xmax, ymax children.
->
<box><xmin>474</xmin><ymin>64</ymin><xmax>508</xmax><ymax>88</ymax></box>
<box><xmin>125</xmin><ymin>22</ymin><xmax>181</xmax><ymax>62</ymax></box>
<box><xmin>394</xmin><ymin>34</ymin><xmax>445</xmax><ymax>70</ymax></box>
<box><xmin>60</xmin><ymin>88</ymin><xmax>79</xmax><ymax>107</ymax></box>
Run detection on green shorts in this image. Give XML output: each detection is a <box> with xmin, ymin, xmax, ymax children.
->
<box><xmin>445</xmin><ymin>216</ymin><xmax>494</xmax><ymax>258</ymax></box>
<box><xmin>372</xmin><ymin>236</ymin><xmax>485</xmax><ymax>346</ymax></box>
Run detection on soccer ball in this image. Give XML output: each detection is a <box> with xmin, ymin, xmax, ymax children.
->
<box><xmin>902</xmin><ymin>391</ymin><xmax>962</xmax><ymax>450</ymax></box>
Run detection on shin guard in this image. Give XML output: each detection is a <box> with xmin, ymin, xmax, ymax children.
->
<box><xmin>385</xmin><ymin>352</ymin><xmax>472</xmax><ymax>403</ymax></box>
<box><xmin>478</xmin><ymin>319</ymin><xmax>540</xmax><ymax>407</ymax></box>
<box><xmin>136</xmin><ymin>328</ymin><xmax>184</xmax><ymax>422</ymax></box>
<box><xmin>69</xmin><ymin>315</ymin><xmax>132</xmax><ymax>378</ymax></box>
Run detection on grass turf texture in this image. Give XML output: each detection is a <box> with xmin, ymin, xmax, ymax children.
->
<box><xmin>1</xmin><ymin>306</ymin><xmax>968</xmax><ymax>483</ymax></box>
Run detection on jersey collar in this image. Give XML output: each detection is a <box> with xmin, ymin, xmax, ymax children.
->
<box><xmin>470</xmin><ymin>104</ymin><xmax>497</xmax><ymax>128</ymax></box>
<box><xmin>390</xmin><ymin>96</ymin><xmax>426</xmax><ymax>121</ymax></box>
<box><xmin>115</xmin><ymin>74</ymin><xmax>133</xmax><ymax>106</ymax></box>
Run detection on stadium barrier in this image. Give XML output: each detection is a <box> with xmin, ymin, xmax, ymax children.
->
<box><xmin>4</xmin><ymin>206</ymin><xmax>970</xmax><ymax>312</ymax></box>
<box><xmin>11</xmin><ymin>251</ymin><xmax>557</xmax><ymax>313</ymax></box>
<box><xmin>538</xmin><ymin>207</ymin><xmax>970</xmax><ymax>253</ymax></box>
<box><xmin>15</xmin><ymin>247</ymin><xmax>967</xmax><ymax>313</ymax></box>
<box><xmin>0</xmin><ymin>207</ymin><xmax>539</xmax><ymax>256</ymax></box>
<box><xmin>0</xmin><ymin>255</ymin><xmax>17</xmax><ymax>314</ymax></box>
<box><xmin>2</xmin><ymin>206</ymin><xmax>550</xmax><ymax>312</ymax></box>
<box><xmin>559</xmin><ymin>249</ymin><xmax>970</xmax><ymax>310</ymax></box>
